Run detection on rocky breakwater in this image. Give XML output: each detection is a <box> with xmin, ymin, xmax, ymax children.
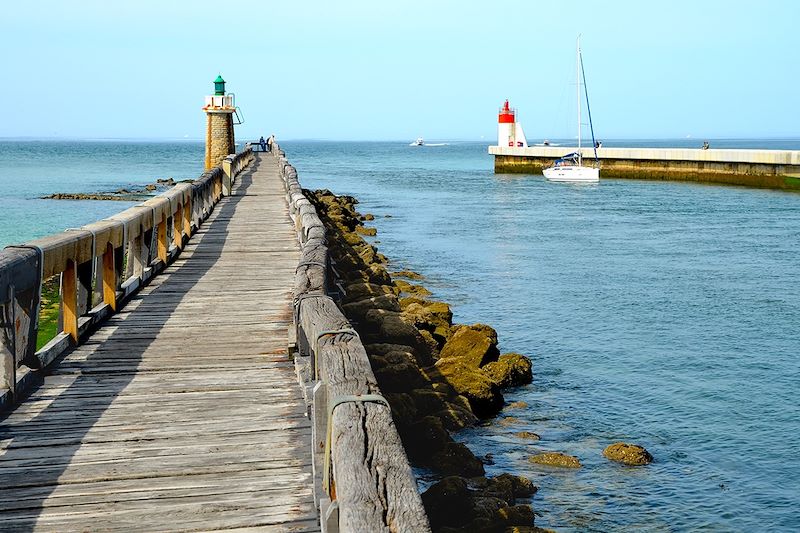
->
<box><xmin>307</xmin><ymin>189</ymin><xmax>547</xmax><ymax>533</ymax></box>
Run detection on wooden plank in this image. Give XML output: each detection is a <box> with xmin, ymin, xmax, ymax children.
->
<box><xmin>0</xmin><ymin>153</ymin><xmax>318</xmax><ymax>531</ymax></box>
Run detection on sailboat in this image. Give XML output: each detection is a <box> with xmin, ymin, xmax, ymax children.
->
<box><xmin>543</xmin><ymin>36</ymin><xmax>600</xmax><ymax>183</ymax></box>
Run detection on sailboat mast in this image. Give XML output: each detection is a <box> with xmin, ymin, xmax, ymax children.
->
<box><xmin>576</xmin><ymin>35</ymin><xmax>581</xmax><ymax>164</ymax></box>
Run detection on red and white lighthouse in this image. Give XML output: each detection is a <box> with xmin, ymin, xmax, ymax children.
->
<box><xmin>497</xmin><ymin>100</ymin><xmax>528</xmax><ymax>148</ymax></box>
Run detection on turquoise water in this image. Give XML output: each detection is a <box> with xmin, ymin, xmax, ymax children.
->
<box><xmin>0</xmin><ymin>140</ymin><xmax>204</xmax><ymax>248</ymax></box>
<box><xmin>2</xmin><ymin>139</ymin><xmax>800</xmax><ymax>531</ymax></box>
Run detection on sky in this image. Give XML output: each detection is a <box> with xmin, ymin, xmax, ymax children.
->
<box><xmin>2</xmin><ymin>0</ymin><xmax>798</xmax><ymax>141</ymax></box>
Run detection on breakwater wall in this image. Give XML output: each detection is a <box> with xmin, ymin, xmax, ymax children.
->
<box><xmin>490</xmin><ymin>145</ymin><xmax>800</xmax><ymax>190</ymax></box>
<box><xmin>276</xmin><ymin>148</ymin><xmax>431</xmax><ymax>532</ymax></box>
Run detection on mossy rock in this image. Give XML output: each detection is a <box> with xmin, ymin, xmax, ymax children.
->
<box><xmin>494</xmin><ymin>473</ymin><xmax>538</xmax><ymax>499</ymax></box>
<box><xmin>384</xmin><ymin>392</ymin><xmax>417</xmax><ymax>429</ymax></box>
<box><xmin>403</xmin><ymin>415</ymin><xmax>452</xmax><ymax>460</ymax></box>
<box><xmin>409</xmin><ymin>388</ymin><xmax>449</xmax><ymax>414</ymax></box>
<box><xmin>483</xmin><ymin>353</ymin><xmax>533</xmax><ymax>388</ymax></box>
<box><xmin>355</xmin><ymin>225</ymin><xmax>377</xmax><ymax>236</ymax></box>
<box><xmin>514</xmin><ymin>431</ymin><xmax>541</xmax><ymax>441</ymax></box>
<box><xmin>432</xmin><ymin>357</ymin><xmax>504</xmax><ymax>417</ymax></box>
<box><xmin>392</xmin><ymin>269</ymin><xmax>424</xmax><ymax>280</ymax></box>
<box><xmin>507</xmin><ymin>401</ymin><xmax>529</xmax><ymax>409</ymax></box>
<box><xmin>435</xmin><ymin>403</ymin><xmax>478</xmax><ymax>430</ymax></box>
<box><xmin>421</xmin><ymin>476</ymin><xmax>473</xmax><ymax>529</ymax></box>
<box><xmin>341</xmin><ymin>293</ymin><xmax>401</xmax><ymax>319</ymax></box>
<box><xmin>439</xmin><ymin>324</ymin><xmax>500</xmax><ymax>369</ymax></box>
<box><xmin>394</xmin><ymin>279</ymin><xmax>432</xmax><ymax>297</ymax></box>
<box><xmin>603</xmin><ymin>442</ymin><xmax>653</xmax><ymax>466</ymax></box>
<box><xmin>373</xmin><ymin>362</ymin><xmax>430</xmax><ymax>393</ymax></box>
<box><xmin>363</xmin><ymin>213</ymin><xmax>375</xmax><ymax>221</ymax></box>
<box><xmin>529</xmin><ymin>452</ymin><xmax>582</xmax><ymax>469</ymax></box>
<box><xmin>430</xmin><ymin>441</ymin><xmax>485</xmax><ymax>477</ymax></box>
<box><xmin>343</xmin><ymin>282</ymin><xmax>397</xmax><ymax>303</ymax></box>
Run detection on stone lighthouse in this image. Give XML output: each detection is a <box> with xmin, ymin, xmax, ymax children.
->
<box><xmin>203</xmin><ymin>75</ymin><xmax>236</xmax><ymax>170</ymax></box>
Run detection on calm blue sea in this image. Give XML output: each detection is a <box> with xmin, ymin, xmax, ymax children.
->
<box><xmin>2</xmin><ymin>139</ymin><xmax>800</xmax><ymax>531</ymax></box>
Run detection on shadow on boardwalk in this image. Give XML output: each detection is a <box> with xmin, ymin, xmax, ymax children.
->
<box><xmin>0</xmin><ymin>157</ymin><xmax>316</xmax><ymax>531</ymax></box>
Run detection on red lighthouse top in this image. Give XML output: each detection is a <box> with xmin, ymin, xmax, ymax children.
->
<box><xmin>498</xmin><ymin>99</ymin><xmax>515</xmax><ymax>124</ymax></box>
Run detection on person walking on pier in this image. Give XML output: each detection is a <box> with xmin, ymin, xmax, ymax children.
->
<box><xmin>259</xmin><ymin>136</ymin><xmax>267</xmax><ymax>152</ymax></box>
<box><xmin>267</xmin><ymin>134</ymin><xmax>275</xmax><ymax>152</ymax></box>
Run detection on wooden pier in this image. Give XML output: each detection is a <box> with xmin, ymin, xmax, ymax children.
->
<box><xmin>0</xmin><ymin>148</ymin><xmax>429</xmax><ymax>531</ymax></box>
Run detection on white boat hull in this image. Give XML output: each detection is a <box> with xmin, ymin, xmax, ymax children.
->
<box><xmin>543</xmin><ymin>165</ymin><xmax>599</xmax><ymax>183</ymax></box>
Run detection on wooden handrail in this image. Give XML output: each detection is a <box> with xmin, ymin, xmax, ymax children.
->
<box><xmin>274</xmin><ymin>144</ymin><xmax>431</xmax><ymax>533</ymax></box>
<box><xmin>0</xmin><ymin>147</ymin><xmax>254</xmax><ymax>407</ymax></box>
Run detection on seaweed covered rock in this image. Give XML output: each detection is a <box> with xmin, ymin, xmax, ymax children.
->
<box><xmin>529</xmin><ymin>452</ymin><xmax>582</xmax><ymax>469</ymax></box>
<box><xmin>341</xmin><ymin>293</ymin><xmax>401</xmax><ymax>319</ymax></box>
<box><xmin>603</xmin><ymin>442</ymin><xmax>653</xmax><ymax>466</ymax></box>
<box><xmin>483</xmin><ymin>352</ymin><xmax>533</xmax><ymax>388</ymax></box>
<box><xmin>432</xmin><ymin>357</ymin><xmax>504</xmax><ymax>417</ymax></box>
<box><xmin>439</xmin><ymin>324</ymin><xmax>500</xmax><ymax>368</ymax></box>
<box><xmin>394</xmin><ymin>279</ymin><xmax>432</xmax><ymax>297</ymax></box>
<box><xmin>421</xmin><ymin>477</ymin><xmax>473</xmax><ymax>529</ymax></box>
<box><xmin>430</xmin><ymin>441</ymin><xmax>485</xmax><ymax>477</ymax></box>
<box><xmin>342</xmin><ymin>281</ymin><xmax>398</xmax><ymax>303</ymax></box>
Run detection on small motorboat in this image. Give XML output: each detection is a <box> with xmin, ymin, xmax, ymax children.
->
<box><xmin>410</xmin><ymin>137</ymin><xmax>424</xmax><ymax>146</ymax></box>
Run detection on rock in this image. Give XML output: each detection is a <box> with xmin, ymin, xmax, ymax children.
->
<box><xmin>507</xmin><ymin>401</ymin><xmax>529</xmax><ymax>409</ymax></box>
<box><xmin>394</xmin><ymin>279</ymin><xmax>432</xmax><ymax>297</ymax></box>
<box><xmin>364</xmin><ymin>342</ymin><xmax>417</xmax><ymax>356</ymax></box>
<box><xmin>409</xmin><ymin>388</ymin><xmax>448</xmax><ymax>414</ymax></box>
<box><xmin>494</xmin><ymin>473</ymin><xmax>537</xmax><ymax>498</ymax></box>
<box><xmin>431</xmin><ymin>358</ymin><xmax>504</xmax><ymax>417</ymax></box>
<box><xmin>439</xmin><ymin>324</ymin><xmax>500</xmax><ymax>369</ymax></box>
<box><xmin>514</xmin><ymin>431</ymin><xmax>541</xmax><ymax>441</ymax></box>
<box><xmin>373</xmin><ymin>362</ymin><xmax>429</xmax><ymax>392</ymax></box>
<box><xmin>363</xmin><ymin>213</ymin><xmax>375</xmax><ymax>221</ymax></box>
<box><xmin>483</xmin><ymin>353</ymin><xmax>533</xmax><ymax>388</ymax></box>
<box><xmin>470</xmin><ymin>496</ymin><xmax>507</xmax><ymax>521</ymax></box>
<box><xmin>529</xmin><ymin>452</ymin><xmax>582</xmax><ymax>469</ymax></box>
<box><xmin>384</xmin><ymin>392</ymin><xmax>417</xmax><ymax>429</ymax></box>
<box><xmin>603</xmin><ymin>442</ymin><xmax>653</xmax><ymax>466</ymax></box>
<box><xmin>421</xmin><ymin>477</ymin><xmax>472</xmax><ymax>529</ymax></box>
<box><xmin>341</xmin><ymin>293</ymin><xmax>400</xmax><ymax>319</ymax></box>
<box><xmin>144</xmin><ymin>184</ymin><xmax>157</xmax><ymax>191</ymax></box>
<box><xmin>493</xmin><ymin>504</ymin><xmax>535</xmax><ymax>528</ymax></box>
<box><xmin>392</xmin><ymin>270</ymin><xmax>424</xmax><ymax>280</ymax></box>
<box><xmin>363</xmin><ymin>310</ymin><xmax>431</xmax><ymax>362</ymax></box>
<box><xmin>498</xmin><ymin>416</ymin><xmax>520</xmax><ymax>427</ymax></box>
<box><xmin>435</xmin><ymin>403</ymin><xmax>478</xmax><ymax>430</ymax></box>
<box><xmin>418</xmin><ymin>329</ymin><xmax>441</xmax><ymax>358</ymax></box>
<box><xmin>342</xmin><ymin>282</ymin><xmax>397</xmax><ymax>303</ymax></box>
<box><xmin>430</xmin><ymin>441</ymin><xmax>485</xmax><ymax>477</ymax></box>
<box><xmin>403</xmin><ymin>416</ymin><xmax>451</xmax><ymax>460</ymax></box>
<box><xmin>355</xmin><ymin>225</ymin><xmax>377</xmax><ymax>236</ymax></box>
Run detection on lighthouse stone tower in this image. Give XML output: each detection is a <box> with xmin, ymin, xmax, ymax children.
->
<box><xmin>203</xmin><ymin>75</ymin><xmax>236</xmax><ymax>170</ymax></box>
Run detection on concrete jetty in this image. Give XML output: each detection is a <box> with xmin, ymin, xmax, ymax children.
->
<box><xmin>490</xmin><ymin>145</ymin><xmax>800</xmax><ymax>190</ymax></box>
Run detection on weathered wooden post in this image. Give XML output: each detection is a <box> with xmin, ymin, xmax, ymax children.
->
<box><xmin>222</xmin><ymin>155</ymin><xmax>233</xmax><ymax>196</ymax></box>
<box><xmin>61</xmin><ymin>259</ymin><xmax>78</xmax><ymax>343</ymax></box>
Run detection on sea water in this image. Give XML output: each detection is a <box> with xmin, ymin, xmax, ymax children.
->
<box><xmin>0</xmin><ymin>140</ymin><xmax>204</xmax><ymax>248</ymax></box>
<box><xmin>284</xmin><ymin>140</ymin><xmax>800</xmax><ymax>532</ymax></box>
<box><xmin>2</xmin><ymin>139</ymin><xmax>799</xmax><ymax>531</ymax></box>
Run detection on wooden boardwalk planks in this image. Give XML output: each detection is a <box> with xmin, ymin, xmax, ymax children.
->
<box><xmin>0</xmin><ymin>154</ymin><xmax>318</xmax><ymax>531</ymax></box>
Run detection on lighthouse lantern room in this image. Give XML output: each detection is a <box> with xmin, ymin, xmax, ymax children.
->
<box><xmin>497</xmin><ymin>100</ymin><xmax>528</xmax><ymax>148</ymax></box>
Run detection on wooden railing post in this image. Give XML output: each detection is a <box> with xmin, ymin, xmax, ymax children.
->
<box><xmin>157</xmin><ymin>214</ymin><xmax>168</xmax><ymax>264</ymax></box>
<box><xmin>173</xmin><ymin>204</ymin><xmax>183</xmax><ymax>250</ymax></box>
<box><xmin>183</xmin><ymin>200</ymin><xmax>192</xmax><ymax>238</ymax></box>
<box><xmin>61</xmin><ymin>260</ymin><xmax>78</xmax><ymax>343</ymax></box>
<box><xmin>222</xmin><ymin>157</ymin><xmax>233</xmax><ymax>196</ymax></box>
<box><xmin>102</xmin><ymin>242</ymin><xmax>117</xmax><ymax>311</ymax></box>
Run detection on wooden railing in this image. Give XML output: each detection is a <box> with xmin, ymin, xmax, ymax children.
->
<box><xmin>273</xmin><ymin>145</ymin><xmax>431</xmax><ymax>533</ymax></box>
<box><xmin>0</xmin><ymin>147</ymin><xmax>254</xmax><ymax>407</ymax></box>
